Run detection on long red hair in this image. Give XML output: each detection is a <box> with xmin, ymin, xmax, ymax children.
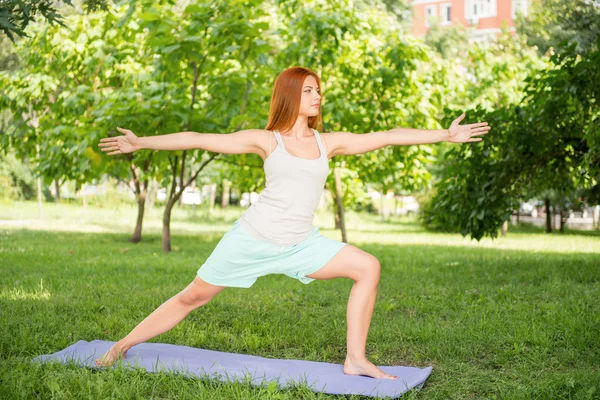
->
<box><xmin>265</xmin><ymin>66</ymin><xmax>323</xmax><ymax>133</ymax></box>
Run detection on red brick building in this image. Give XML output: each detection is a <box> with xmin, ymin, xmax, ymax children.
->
<box><xmin>410</xmin><ymin>0</ymin><xmax>530</xmax><ymax>41</ymax></box>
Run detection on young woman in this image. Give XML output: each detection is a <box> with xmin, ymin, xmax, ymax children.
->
<box><xmin>96</xmin><ymin>66</ymin><xmax>490</xmax><ymax>379</ymax></box>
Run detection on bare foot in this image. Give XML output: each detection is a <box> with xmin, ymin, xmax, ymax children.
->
<box><xmin>344</xmin><ymin>356</ymin><xmax>398</xmax><ymax>379</ymax></box>
<box><xmin>95</xmin><ymin>344</ymin><xmax>128</xmax><ymax>367</ymax></box>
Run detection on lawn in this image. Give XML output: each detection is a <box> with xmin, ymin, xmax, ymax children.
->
<box><xmin>1</xmin><ymin>201</ymin><xmax>599</xmax><ymax>399</ymax></box>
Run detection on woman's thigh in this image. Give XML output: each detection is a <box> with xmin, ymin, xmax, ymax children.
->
<box><xmin>177</xmin><ymin>276</ymin><xmax>227</xmax><ymax>306</ymax></box>
<box><xmin>305</xmin><ymin>244</ymin><xmax>380</xmax><ymax>282</ymax></box>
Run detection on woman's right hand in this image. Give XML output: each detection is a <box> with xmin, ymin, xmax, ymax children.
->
<box><xmin>98</xmin><ymin>127</ymin><xmax>141</xmax><ymax>155</ymax></box>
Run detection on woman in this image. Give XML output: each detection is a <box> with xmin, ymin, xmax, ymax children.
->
<box><xmin>96</xmin><ymin>66</ymin><xmax>490</xmax><ymax>379</ymax></box>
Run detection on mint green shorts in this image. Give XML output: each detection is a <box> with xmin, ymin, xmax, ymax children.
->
<box><xmin>197</xmin><ymin>220</ymin><xmax>348</xmax><ymax>288</ymax></box>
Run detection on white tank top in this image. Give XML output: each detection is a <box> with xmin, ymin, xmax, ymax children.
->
<box><xmin>238</xmin><ymin>128</ymin><xmax>329</xmax><ymax>246</ymax></box>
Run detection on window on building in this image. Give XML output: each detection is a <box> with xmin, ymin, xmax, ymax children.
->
<box><xmin>440</xmin><ymin>3</ymin><xmax>452</xmax><ymax>25</ymax></box>
<box><xmin>512</xmin><ymin>0</ymin><xmax>529</xmax><ymax>18</ymax></box>
<box><xmin>425</xmin><ymin>5</ymin><xmax>436</xmax><ymax>27</ymax></box>
<box><xmin>469</xmin><ymin>0</ymin><xmax>496</xmax><ymax>18</ymax></box>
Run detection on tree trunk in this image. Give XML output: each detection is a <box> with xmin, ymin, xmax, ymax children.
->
<box><xmin>221</xmin><ymin>180</ymin><xmax>230</xmax><ymax>208</ymax></box>
<box><xmin>545</xmin><ymin>197</ymin><xmax>552</xmax><ymax>233</ymax></box>
<box><xmin>380</xmin><ymin>191</ymin><xmax>385</xmax><ymax>221</ymax></box>
<box><xmin>559</xmin><ymin>209</ymin><xmax>566</xmax><ymax>233</ymax></box>
<box><xmin>332</xmin><ymin>190</ymin><xmax>340</xmax><ymax>229</ymax></box>
<box><xmin>130</xmin><ymin>189</ymin><xmax>147</xmax><ymax>243</ymax></box>
<box><xmin>37</xmin><ymin>176</ymin><xmax>43</xmax><ymax>220</ymax></box>
<box><xmin>328</xmin><ymin>185</ymin><xmax>340</xmax><ymax>229</ymax></box>
<box><xmin>516</xmin><ymin>208</ymin><xmax>519</xmax><ymax>223</ymax></box>
<box><xmin>147</xmin><ymin>179</ymin><xmax>158</xmax><ymax>209</ymax></box>
<box><xmin>162</xmin><ymin>153</ymin><xmax>219</xmax><ymax>252</ymax></box>
<box><xmin>162</xmin><ymin>198</ymin><xmax>176</xmax><ymax>252</ymax></box>
<box><xmin>501</xmin><ymin>220</ymin><xmax>508</xmax><ymax>237</ymax></box>
<box><xmin>54</xmin><ymin>180</ymin><xmax>61</xmax><ymax>203</ymax></box>
<box><xmin>82</xmin><ymin>183</ymin><xmax>87</xmax><ymax>219</ymax></box>
<box><xmin>209</xmin><ymin>183</ymin><xmax>217</xmax><ymax>212</ymax></box>
<box><xmin>333</xmin><ymin>166</ymin><xmax>347</xmax><ymax>243</ymax></box>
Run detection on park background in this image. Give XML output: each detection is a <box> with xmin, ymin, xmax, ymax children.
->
<box><xmin>1</xmin><ymin>0</ymin><xmax>599</xmax><ymax>399</ymax></box>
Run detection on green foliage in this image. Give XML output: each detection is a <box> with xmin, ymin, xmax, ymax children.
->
<box><xmin>4</xmin><ymin>0</ymin><xmax>597</xmax><ymax>241</ymax></box>
<box><xmin>0</xmin><ymin>34</ymin><xmax>19</xmax><ymax>71</ymax></box>
<box><xmin>1</xmin><ymin>0</ymin><xmax>274</xmax><ymax>203</ymax></box>
<box><xmin>516</xmin><ymin>0</ymin><xmax>600</xmax><ymax>57</ymax></box>
<box><xmin>425</xmin><ymin>24</ymin><xmax>600</xmax><ymax>240</ymax></box>
<box><xmin>422</xmin><ymin>108</ymin><xmax>523</xmax><ymax>240</ymax></box>
<box><xmin>424</xmin><ymin>22</ymin><xmax>470</xmax><ymax>59</ymax></box>
<box><xmin>0</xmin><ymin>150</ymin><xmax>35</xmax><ymax>201</ymax></box>
<box><xmin>274</xmin><ymin>0</ymin><xmax>446</xmax><ymax>201</ymax></box>
<box><xmin>0</xmin><ymin>0</ymin><xmax>110</xmax><ymax>41</ymax></box>
<box><xmin>0</xmin><ymin>0</ymin><xmax>72</xmax><ymax>41</ymax></box>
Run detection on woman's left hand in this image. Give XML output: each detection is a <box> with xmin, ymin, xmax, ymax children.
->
<box><xmin>447</xmin><ymin>112</ymin><xmax>491</xmax><ymax>143</ymax></box>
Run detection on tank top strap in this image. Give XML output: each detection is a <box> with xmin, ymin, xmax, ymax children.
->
<box><xmin>312</xmin><ymin>128</ymin><xmax>326</xmax><ymax>158</ymax></box>
<box><xmin>273</xmin><ymin>130</ymin><xmax>284</xmax><ymax>146</ymax></box>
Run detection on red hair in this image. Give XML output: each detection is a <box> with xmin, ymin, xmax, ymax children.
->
<box><xmin>265</xmin><ymin>66</ymin><xmax>323</xmax><ymax>133</ymax></box>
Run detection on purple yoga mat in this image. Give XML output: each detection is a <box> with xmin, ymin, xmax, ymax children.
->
<box><xmin>32</xmin><ymin>340</ymin><xmax>432</xmax><ymax>398</ymax></box>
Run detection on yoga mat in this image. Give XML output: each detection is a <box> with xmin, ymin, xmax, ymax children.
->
<box><xmin>33</xmin><ymin>340</ymin><xmax>432</xmax><ymax>398</ymax></box>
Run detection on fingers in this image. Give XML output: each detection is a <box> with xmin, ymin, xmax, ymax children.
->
<box><xmin>98</xmin><ymin>141</ymin><xmax>121</xmax><ymax>155</ymax></box>
<box><xmin>98</xmin><ymin>140</ymin><xmax>117</xmax><ymax>147</ymax></box>
<box><xmin>470</xmin><ymin>127</ymin><xmax>491</xmax><ymax>136</ymax></box>
<box><xmin>467</xmin><ymin>122</ymin><xmax>489</xmax><ymax>128</ymax></box>
<box><xmin>468</xmin><ymin>138</ymin><xmax>482</xmax><ymax>142</ymax></box>
<box><xmin>99</xmin><ymin>126</ymin><xmax>130</xmax><ymax>145</ymax></box>
<box><xmin>99</xmin><ymin>141</ymin><xmax>120</xmax><ymax>151</ymax></box>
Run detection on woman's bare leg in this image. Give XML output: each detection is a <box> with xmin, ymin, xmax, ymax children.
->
<box><xmin>306</xmin><ymin>245</ymin><xmax>397</xmax><ymax>380</ymax></box>
<box><xmin>95</xmin><ymin>276</ymin><xmax>226</xmax><ymax>366</ymax></box>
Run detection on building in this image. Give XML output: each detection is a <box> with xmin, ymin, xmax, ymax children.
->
<box><xmin>410</xmin><ymin>0</ymin><xmax>530</xmax><ymax>42</ymax></box>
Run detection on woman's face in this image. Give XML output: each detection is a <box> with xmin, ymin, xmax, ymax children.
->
<box><xmin>299</xmin><ymin>75</ymin><xmax>321</xmax><ymax>117</ymax></box>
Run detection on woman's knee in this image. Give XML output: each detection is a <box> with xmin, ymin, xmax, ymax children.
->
<box><xmin>177</xmin><ymin>276</ymin><xmax>226</xmax><ymax>308</ymax></box>
<box><xmin>357</xmin><ymin>255</ymin><xmax>380</xmax><ymax>284</ymax></box>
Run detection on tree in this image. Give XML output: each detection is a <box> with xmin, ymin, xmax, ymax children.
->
<box><xmin>132</xmin><ymin>0</ymin><xmax>273</xmax><ymax>252</ymax></box>
<box><xmin>0</xmin><ymin>0</ymin><xmax>109</xmax><ymax>41</ymax></box>
<box><xmin>273</xmin><ymin>0</ymin><xmax>447</xmax><ymax>239</ymax></box>
<box><xmin>515</xmin><ymin>0</ymin><xmax>600</xmax><ymax>57</ymax></box>
<box><xmin>423</xmin><ymin>32</ymin><xmax>600</xmax><ymax>239</ymax></box>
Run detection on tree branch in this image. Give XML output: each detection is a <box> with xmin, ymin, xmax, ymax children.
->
<box><xmin>114</xmin><ymin>175</ymin><xmax>136</xmax><ymax>197</ymax></box>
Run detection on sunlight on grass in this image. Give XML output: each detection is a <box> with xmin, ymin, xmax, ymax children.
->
<box><xmin>1</xmin><ymin>201</ymin><xmax>599</xmax><ymax>255</ymax></box>
<box><xmin>0</xmin><ymin>279</ymin><xmax>51</xmax><ymax>301</ymax></box>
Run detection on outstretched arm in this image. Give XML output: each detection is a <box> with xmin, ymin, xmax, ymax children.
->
<box><xmin>98</xmin><ymin>127</ymin><xmax>268</xmax><ymax>156</ymax></box>
<box><xmin>326</xmin><ymin>113</ymin><xmax>490</xmax><ymax>157</ymax></box>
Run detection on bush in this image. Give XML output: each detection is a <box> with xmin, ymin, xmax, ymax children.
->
<box><xmin>0</xmin><ymin>152</ymin><xmax>36</xmax><ymax>201</ymax></box>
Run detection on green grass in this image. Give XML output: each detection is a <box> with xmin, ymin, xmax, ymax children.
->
<box><xmin>1</xmin><ymin>201</ymin><xmax>599</xmax><ymax>399</ymax></box>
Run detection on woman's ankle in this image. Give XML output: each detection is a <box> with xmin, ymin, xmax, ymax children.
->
<box><xmin>113</xmin><ymin>340</ymin><xmax>131</xmax><ymax>354</ymax></box>
<box><xmin>345</xmin><ymin>353</ymin><xmax>367</xmax><ymax>362</ymax></box>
